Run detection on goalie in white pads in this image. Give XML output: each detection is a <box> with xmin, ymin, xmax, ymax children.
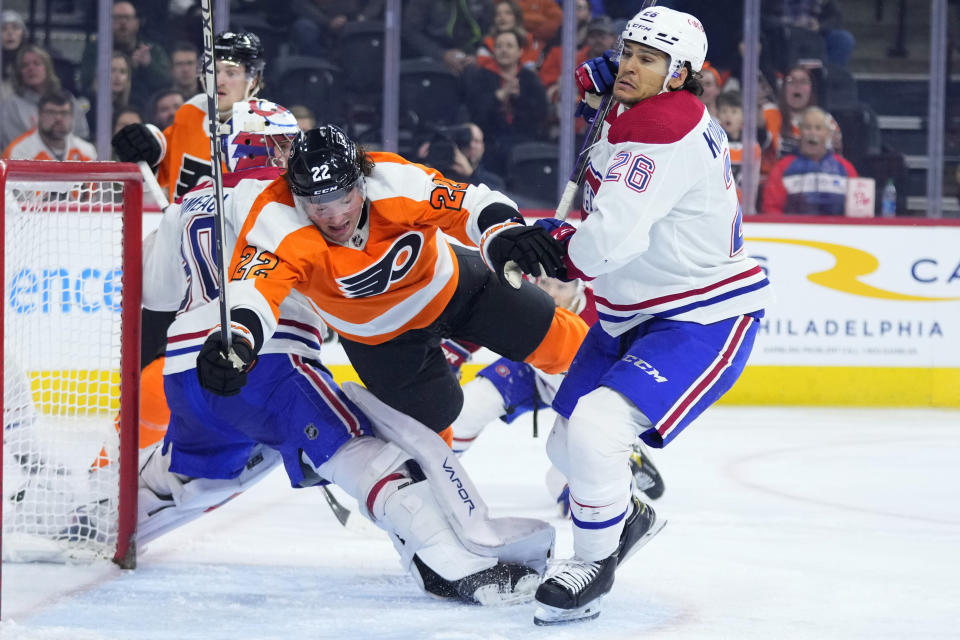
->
<box><xmin>138</xmin><ymin>101</ymin><xmax>549</xmax><ymax>605</ymax></box>
<box><xmin>530</xmin><ymin>7</ymin><xmax>772</xmax><ymax>624</ymax></box>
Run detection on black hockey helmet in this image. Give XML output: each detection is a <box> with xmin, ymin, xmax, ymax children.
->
<box><xmin>285</xmin><ymin>125</ymin><xmax>363</xmax><ymax>202</ymax></box>
<box><xmin>214</xmin><ymin>31</ymin><xmax>266</xmax><ymax>75</ymax></box>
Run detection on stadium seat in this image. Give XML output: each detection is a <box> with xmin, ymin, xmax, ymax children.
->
<box><xmin>506</xmin><ymin>142</ymin><xmax>559</xmax><ymax>208</ymax></box>
<box><xmin>831</xmin><ymin>103</ymin><xmax>881</xmax><ymax>171</ymax></box>
<box><xmin>399</xmin><ymin>59</ymin><xmax>463</xmax><ymax>126</ymax></box>
<box><xmin>339</xmin><ymin>21</ymin><xmax>385</xmax><ymax>97</ymax></box>
<box><xmin>860</xmin><ymin>150</ymin><xmax>908</xmax><ymax>214</ymax></box>
<box><xmin>270</xmin><ymin>55</ymin><xmax>345</xmax><ymax>126</ymax></box>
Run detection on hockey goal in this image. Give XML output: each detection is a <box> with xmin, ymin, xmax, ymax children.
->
<box><xmin>1</xmin><ymin>160</ymin><xmax>141</xmax><ymax>577</ymax></box>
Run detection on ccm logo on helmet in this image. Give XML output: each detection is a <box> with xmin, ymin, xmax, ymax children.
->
<box><xmin>336</xmin><ymin>232</ymin><xmax>424</xmax><ymax>297</ymax></box>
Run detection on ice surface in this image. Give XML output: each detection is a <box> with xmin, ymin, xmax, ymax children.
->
<box><xmin>2</xmin><ymin>406</ymin><xmax>958</xmax><ymax>639</ymax></box>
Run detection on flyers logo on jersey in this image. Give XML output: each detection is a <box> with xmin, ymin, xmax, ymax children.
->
<box><xmin>336</xmin><ymin>232</ymin><xmax>424</xmax><ymax>298</ymax></box>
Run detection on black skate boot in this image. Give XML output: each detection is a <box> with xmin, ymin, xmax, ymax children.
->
<box><xmin>533</xmin><ymin>497</ymin><xmax>665</xmax><ymax>625</ymax></box>
<box><xmin>616</xmin><ymin>496</ymin><xmax>665</xmax><ymax>566</ymax></box>
<box><xmin>629</xmin><ymin>441</ymin><xmax>665</xmax><ymax>500</ymax></box>
<box><xmin>413</xmin><ymin>555</ymin><xmax>540</xmax><ymax>605</ymax></box>
<box><xmin>533</xmin><ymin>555</ymin><xmax>617</xmax><ymax>625</ymax></box>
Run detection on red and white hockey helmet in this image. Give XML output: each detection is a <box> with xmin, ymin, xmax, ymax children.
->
<box><xmin>621</xmin><ymin>7</ymin><xmax>708</xmax><ymax>83</ymax></box>
<box><xmin>222</xmin><ymin>99</ymin><xmax>300</xmax><ymax>171</ymax></box>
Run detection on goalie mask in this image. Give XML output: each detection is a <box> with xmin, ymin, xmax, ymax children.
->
<box><xmin>222</xmin><ymin>99</ymin><xmax>300</xmax><ymax>171</ymax></box>
<box><xmin>621</xmin><ymin>7</ymin><xmax>708</xmax><ymax>92</ymax></box>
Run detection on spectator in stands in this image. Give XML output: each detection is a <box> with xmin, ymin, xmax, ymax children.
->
<box><xmin>716</xmin><ymin>90</ymin><xmax>763</xmax><ymax>204</ymax></box>
<box><xmin>289</xmin><ymin>1</ymin><xmax>384</xmax><ymax>56</ymax></box>
<box><xmin>290</xmin><ymin>104</ymin><xmax>316</xmax><ymax>131</ymax></box>
<box><xmin>476</xmin><ymin>1</ymin><xmax>541</xmax><ymax>73</ymax></box>
<box><xmin>418</xmin><ymin>122</ymin><xmax>506</xmax><ymax>190</ymax></box>
<box><xmin>110</xmin><ymin>52</ymin><xmax>134</xmax><ymax>110</ymax></box>
<box><xmin>0</xmin><ymin>44</ymin><xmax>89</xmax><ymax>151</ymax></box>
<box><xmin>403</xmin><ymin>0</ymin><xmax>493</xmax><ymax>75</ymax></box>
<box><xmin>1</xmin><ymin>10</ymin><xmax>27</xmax><ymax>96</ymax></box>
<box><xmin>112</xmin><ymin>104</ymin><xmax>142</xmax><ymax>135</ymax></box>
<box><xmin>697</xmin><ymin>61</ymin><xmax>723</xmax><ymax>118</ymax></box>
<box><xmin>538</xmin><ymin>0</ymin><xmax>593</xmax><ymax>94</ymax></box>
<box><xmin>416</xmin><ymin>125</ymin><xmax>476</xmax><ymax>181</ymax></box>
<box><xmin>763</xmin><ymin>0</ymin><xmax>855</xmax><ymax>69</ymax></box>
<box><xmin>2</xmin><ymin>90</ymin><xmax>97</xmax><ymax>161</ymax></box>
<box><xmin>459</xmin><ymin>122</ymin><xmax>505</xmax><ymax>190</ymax></box>
<box><xmin>516</xmin><ymin>0</ymin><xmax>563</xmax><ymax>50</ymax></box>
<box><xmin>462</xmin><ymin>27</ymin><xmax>548</xmax><ymax>172</ymax></box>
<box><xmin>147</xmin><ymin>88</ymin><xmax>184</xmax><ymax>129</ymax></box>
<box><xmin>170</xmin><ymin>41</ymin><xmax>202</xmax><ymax>99</ymax></box>
<box><xmin>80</xmin><ymin>1</ymin><xmax>172</xmax><ymax>107</ymax></box>
<box><xmin>761</xmin><ymin>106</ymin><xmax>857</xmax><ymax>215</ymax></box>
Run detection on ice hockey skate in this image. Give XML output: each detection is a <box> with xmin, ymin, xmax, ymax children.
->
<box><xmin>533</xmin><ymin>497</ymin><xmax>664</xmax><ymax>625</ymax></box>
<box><xmin>414</xmin><ymin>556</ymin><xmax>540</xmax><ymax>605</ymax></box>
<box><xmin>630</xmin><ymin>441</ymin><xmax>665</xmax><ymax>499</ymax></box>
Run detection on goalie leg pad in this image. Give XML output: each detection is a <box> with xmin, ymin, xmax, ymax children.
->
<box><xmin>137</xmin><ymin>442</ymin><xmax>281</xmax><ymax>545</ymax></box>
<box><xmin>311</xmin><ymin>436</ymin><xmax>412</xmax><ymax>521</ymax></box>
<box><xmin>341</xmin><ymin>382</ymin><xmax>554</xmax><ymax>574</ymax></box>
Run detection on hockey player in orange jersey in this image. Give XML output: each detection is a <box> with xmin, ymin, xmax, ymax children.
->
<box><xmin>111</xmin><ymin>31</ymin><xmax>267</xmax><ymax>203</ymax></box>
<box><xmin>195</xmin><ymin>124</ymin><xmax>588</xmax><ymax>440</ymax></box>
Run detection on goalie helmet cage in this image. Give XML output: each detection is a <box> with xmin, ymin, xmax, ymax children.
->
<box><xmin>0</xmin><ymin>160</ymin><xmax>142</xmax><ymax>611</ymax></box>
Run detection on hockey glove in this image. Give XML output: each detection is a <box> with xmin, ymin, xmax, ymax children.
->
<box><xmin>481</xmin><ymin>221</ymin><xmax>565</xmax><ymax>287</ymax></box>
<box><xmin>196</xmin><ymin>332</ymin><xmax>257</xmax><ymax>396</ymax></box>
<box><xmin>533</xmin><ymin>218</ymin><xmax>591</xmax><ymax>282</ymax></box>
<box><xmin>575</xmin><ymin>50</ymin><xmax>618</xmax><ymax>97</ymax></box>
<box><xmin>112</xmin><ymin>123</ymin><xmax>164</xmax><ymax>166</ymax></box>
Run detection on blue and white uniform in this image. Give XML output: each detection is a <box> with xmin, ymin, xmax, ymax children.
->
<box><xmin>550</xmin><ymin>88</ymin><xmax>772</xmax><ymax>561</ymax></box>
<box><xmin>143</xmin><ymin>169</ymin><xmax>372</xmax><ymax>486</ymax></box>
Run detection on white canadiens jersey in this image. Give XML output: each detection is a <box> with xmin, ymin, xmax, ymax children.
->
<box><xmin>574</xmin><ymin>90</ymin><xmax>771</xmax><ymax>336</ymax></box>
<box><xmin>142</xmin><ymin>168</ymin><xmax>327</xmax><ymax>374</ymax></box>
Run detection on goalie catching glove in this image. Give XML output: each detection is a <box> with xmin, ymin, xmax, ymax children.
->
<box><xmin>196</xmin><ymin>328</ymin><xmax>258</xmax><ymax>396</ymax></box>
<box><xmin>112</xmin><ymin>123</ymin><xmax>165</xmax><ymax>167</ymax></box>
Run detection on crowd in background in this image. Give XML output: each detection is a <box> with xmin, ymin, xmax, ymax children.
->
<box><xmin>0</xmin><ymin>0</ymin><xmax>955</xmax><ymax>215</ymax></box>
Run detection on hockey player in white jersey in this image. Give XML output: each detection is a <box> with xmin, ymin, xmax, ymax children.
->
<box><xmin>530</xmin><ymin>7</ymin><xmax>772</xmax><ymax>624</ymax></box>
<box><xmin>138</xmin><ymin>100</ymin><xmax>549</xmax><ymax>605</ymax></box>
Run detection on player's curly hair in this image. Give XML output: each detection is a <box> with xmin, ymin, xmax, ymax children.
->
<box><xmin>678</xmin><ymin>63</ymin><xmax>704</xmax><ymax>97</ymax></box>
<box><xmin>357</xmin><ymin>144</ymin><xmax>375</xmax><ymax>176</ymax></box>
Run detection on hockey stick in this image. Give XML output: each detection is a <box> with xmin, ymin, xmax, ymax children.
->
<box><xmin>137</xmin><ymin>161</ymin><xmax>170</xmax><ymax>213</ymax></box>
<box><xmin>199</xmin><ymin>0</ymin><xmax>232</xmax><ymax>349</ymax></box>
<box><xmin>555</xmin><ymin>0</ymin><xmax>657</xmax><ymax>221</ymax></box>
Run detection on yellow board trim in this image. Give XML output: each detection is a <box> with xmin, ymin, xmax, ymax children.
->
<box><xmin>25</xmin><ymin>365</ymin><xmax>960</xmax><ymax>415</ymax></box>
<box><xmin>325</xmin><ymin>364</ymin><xmax>960</xmax><ymax>408</ymax></box>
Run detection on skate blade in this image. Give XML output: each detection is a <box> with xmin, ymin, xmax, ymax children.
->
<box><xmin>473</xmin><ymin>573</ymin><xmax>539</xmax><ymax>606</ymax></box>
<box><xmin>620</xmin><ymin>518</ymin><xmax>667</xmax><ymax>566</ymax></box>
<box><xmin>533</xmin><ymin>599</ymin><xmax>603</xmax><ymax>626</ymax></box>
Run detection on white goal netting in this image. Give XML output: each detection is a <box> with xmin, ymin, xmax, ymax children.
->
<box><xmin>3</xmin><ymin>166</ymin><xmax>140</xmax><ymax>565</ymax></box>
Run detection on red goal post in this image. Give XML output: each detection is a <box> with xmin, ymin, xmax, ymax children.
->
<box><xmin>0</xmin><ymin>161</ymin><xmax>142</xmax><ymax>599</ymax></box>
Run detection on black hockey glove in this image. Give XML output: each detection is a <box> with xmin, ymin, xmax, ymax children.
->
<box><xmin>196</xmin><ymin>333</ymin><xmax>257</xmax><ymax>396</ymax></box>
<box><xmin>484</xmin><ymin>224</ymin><xmax>565</xmax><ymax>286</ymax></box>
<box><xmin>112</xmin><ymin>123</ymin><xmax>162</xmax><ymax>166</ymax></box>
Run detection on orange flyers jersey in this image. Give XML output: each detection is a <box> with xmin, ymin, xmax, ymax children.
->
<box><xmin>2</xmin><ymin>129</ymin><xmax>96</xmax><ymax>161</ymax></box>
<box><xmin>155</xmin><ymin>94</ymin><xmax>228</xmax><ymax>203</ymax></box>
<box><xmin>227</xmin><ymin>152</ymin><xmax>518</xmax><ymax>345</ymax></box>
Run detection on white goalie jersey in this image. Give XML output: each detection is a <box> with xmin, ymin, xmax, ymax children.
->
<box><xmin>142</xmin><ymin>169</ymin><xmax>329</xmax><ymax>374</ymax></box>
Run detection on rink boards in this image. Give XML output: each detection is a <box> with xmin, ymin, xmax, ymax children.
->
<box><xmin>7</xmin><ymin>214</ymin><xmax>959</xmax><ymax>410</ymax></box>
